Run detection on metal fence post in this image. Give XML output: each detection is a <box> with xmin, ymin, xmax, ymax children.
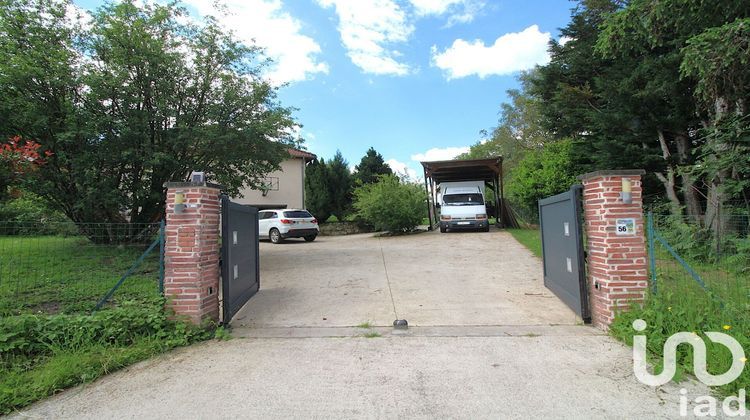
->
<box><xmin>647</xmin><ymin>212</ymin><xmax>657</xmax><ymax>294</ymax></box>
<box><xmin>159</xmin><ymin>219</ymin><xmax>165</xmax><ymax>294</ymax></box>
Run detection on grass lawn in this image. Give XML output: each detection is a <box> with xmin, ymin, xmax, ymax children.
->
<box><xmin>0</xmin><ymin>234</ymin><xmax>212</xmax><ymax>414</ymax></box>
<box><xmin>507</xmin><ymin>228</ymin><xmax>542</xmax><ymax>258</ymax></box>
<box><xmin>0</xmin><ymin>235</ymin><xmax>160</xmax><ymax>316</ymax></box>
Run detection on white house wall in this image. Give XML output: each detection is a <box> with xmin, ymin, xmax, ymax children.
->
<box><xmin>233</xmin><ymin>158</ymin><xmax>306</xmax><ymax>209</ymax></box>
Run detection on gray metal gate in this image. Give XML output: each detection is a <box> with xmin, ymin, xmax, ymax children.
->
<box><xmin>538</xmin><ymin>185</ymin><xmax>589</xmax><ymax>320</ymax></box>
<box><xmin>220</xmin><ymin>196</ymin><xmax>260</xmax><ymax>323</ymax></box>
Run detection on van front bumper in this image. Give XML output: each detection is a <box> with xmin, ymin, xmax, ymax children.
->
<box><xmin>441</xmin><ymin>220</ymin><xmax>489</xmax><ymax>230</ymax></box>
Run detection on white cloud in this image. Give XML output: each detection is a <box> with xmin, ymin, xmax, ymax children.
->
<box><xmin>431</xmin><ymin>24</ymin><xmax>551</xmax><ymax>79</ymax></box>
<box><xmin>411</xmin><ymin>146</ymin><xmax>469</xmax><ymax>162</ymax></box>
<box><xmin>317</xmin><ymin>0</ymin><xmax>414</xmax><ymax>76</ymax></box>
<box><xmin>558</xmin><ymin>35</ymin><xmax>572</xmax><ymax>46</ymax></box>
<box><xmin>183</xmin><ymin>0</ymin><xmax>328</xmax><ymax>84</ymax></box>
<box><xmin>409</xmin><ymin>0</ymin><xmax>484</xmax><ymax>25</ymax></box>
<box><xmin>386</xmin><ymin>159</ymin><xmax>420</xmax><ymax>181</ymax></box>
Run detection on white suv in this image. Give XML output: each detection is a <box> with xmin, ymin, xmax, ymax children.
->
<box><xmin>258</xmin><ymin>209</ymin><xmax>319</xmax><ymax>244</ymax></box>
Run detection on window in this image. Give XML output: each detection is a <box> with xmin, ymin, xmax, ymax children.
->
<box><xmin>443</xmin><ymin>193</ymin><xmax>484</xmax><ymax>206</ymax></box>
<box><xmin>259</xmin><ymin>211</ymin><xmax>277</xmax><ymax>220</ymax></box>
<box><xmin>283</xmin><ymin>210</ymin><xmax>313</xmax><ymax>218</ymax></box>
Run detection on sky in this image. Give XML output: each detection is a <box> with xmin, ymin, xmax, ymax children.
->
<box><xmin>74</xmin><ymin>0</ymin><xmax>575</xmax><ymax>180</ymax></box>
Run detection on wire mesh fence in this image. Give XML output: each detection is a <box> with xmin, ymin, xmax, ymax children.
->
<box><xmin>0</xmin><ymin>221</ymin><xmax>163</xmax><ymax>316</ymax></box>
<box><xmin>647</xmin><ymin>203</ymin><xmax>749</xmax><ymax>318</ymax></box>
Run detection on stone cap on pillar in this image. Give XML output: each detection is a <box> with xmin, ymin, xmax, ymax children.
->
<box><xmin>577</xmin><ymin>169</ymin><xmax>645</xmax><ymax>181</ymax></box>
<box><xmin>163</xmin><ymin>181</ymin><xmax>224</xmax><ymax>190</ymax></box>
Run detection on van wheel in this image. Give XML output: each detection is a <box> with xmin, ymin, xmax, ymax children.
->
<box><xmin>270</xmin><ymin>228</ymin><xmax>283</xmax><ymax>244</ymax></box>
<box><xmin>482</xmin><ymin>225</ymin><xmax>490</xmax><ymax>232</ymax></box>
<box><xmin>440</xmin><ymin>226</ymin><xmax>447</xmax><ymax>233</ymax></box>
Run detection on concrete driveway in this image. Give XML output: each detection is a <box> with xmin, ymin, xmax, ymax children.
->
<box><xmin>232</xmin><ymin>229</ymin><xmax>578</xmax><ymax>330</ymax></box>
<box><xmin>13</xmin><ymin>229</ymin><xmax>711</xmax><ymax>419</ymax></box>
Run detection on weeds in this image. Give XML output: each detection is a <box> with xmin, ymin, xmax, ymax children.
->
<box><xmin>610</xmin><ymin>293</ymin><xmax>750</xmax><ymax>399</ymax></box>
<box><xmin>356</xmin><ymin>321</ymin><xmax>373</xmax><ymax>329</ymax></box>
<box><xmin>0</xmin><ymin>299</ymin><xmax>212</xmax><ymax>414</ymax></box>
<box><xmin>362</xmin><ymin>332</ymin><xmax>382</xmax><ymax>338</ymax></box>
<box><xmin>213</xmin><ymin>326</ymin><xmax>233</xmax><ymax>341</ymax></box>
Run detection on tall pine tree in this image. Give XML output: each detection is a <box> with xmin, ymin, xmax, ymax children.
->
<box><xmin>354</xmin><ymin>147</ymin><xmax>392</xmax><ymax>185</ymax></box>
<box><xmin>327</xmin><ymin>151</ymin><xmax>353</xmax><ymax>220</ymax></box>
<box><xmin>304</xmin><ymin>158</ymin><xmax>332</xmax><ymax>222</ymax></box>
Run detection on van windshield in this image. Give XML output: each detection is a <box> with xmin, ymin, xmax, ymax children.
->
<box><xmin>443</xmin><ymin>193</ymin><xmax>483</xmax><ymax>206</ymax></box>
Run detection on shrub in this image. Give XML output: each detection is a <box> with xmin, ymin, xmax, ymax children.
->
<box><xmin>353</xmin><ymin>175</ymin><xmax>426</xmax><ymax>233</ymax></box>
<box><xmin>0</xmin><ymin>191</ymin><xmax>75</xmax><ymax>235</ymax></box>
<box><xmin>0</xmin><ymin>299</ymin><xmax>212</xmax><ymax>413</ymax></box>
<box><xmin>505</xmin><ymin>139</ymin><xmax>581</xmax><ymax>221</ymax></box>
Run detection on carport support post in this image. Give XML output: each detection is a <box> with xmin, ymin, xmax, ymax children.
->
<box><xmin>163</xmin><ymin>181</ymin><xmax>223</xmax><ymax>325</ymax></box>
<box><xmin>423</xmin><ymin>168</ymin><xmax>433</xmax><ymax>230</ymax></box>
<box><xmin>579</xmin><ymin>170</ymin><xmax>648</xmax><ymax>330</ymax></box>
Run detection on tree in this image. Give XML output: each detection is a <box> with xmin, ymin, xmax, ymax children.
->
<box><xmin>353</xmin><ymin>175</ymin><xmax>426</xmax><ymax>233</ymax></box>
<box><xmin>354</xmin><ymin>147</ymin><xmax>392</xmax><ymax>185</ymax></box>
<box><xmin>506</xmin><ymin>139</ymin><xmax>582</xmax><ymax>219</ymax></box>
<box><xmin>0</xmin><ymin>0</ymin><xmax>297</xmax><ymax>228</ymax></box>
<box><xmin>460</xmin><ymin>71</ymin><xmax>549</xmax><ymax>173</ymax></box>
<box><xmin>304</xmin><ymin>158</ymin><xmax>332</xmax><ymax>222</ymax></box>
<box><xmin>327</xmin><ymin>151</ymin><xmax>353</xmax><ymax>220</ymax></box>
<box><xmin>680</xmin><ymin>17</ymin><xmax>750</xmax><ymax>216</ymax></box>
<box><xmin>595</xmin><ymin>0</ymin><xmax>750</xmax><ymax>228</ymax></box>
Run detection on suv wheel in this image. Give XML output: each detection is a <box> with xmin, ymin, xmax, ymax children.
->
<box><xmin>270</xmin><ymin>228</ymin><xmax>283</xmax><ymax>244</ymax></box>
<box><xmin>304</xmin><ymin>235</ymin><xmax>317</xmax><ymax>242</ymax></box>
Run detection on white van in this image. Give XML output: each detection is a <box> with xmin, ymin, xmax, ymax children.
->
<box><xmin>438</xmin><ymin>181</ymin><xmax>489</xmax><ymax>233</ymax></box>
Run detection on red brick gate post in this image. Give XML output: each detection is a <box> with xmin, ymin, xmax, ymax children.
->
<box><xmin>163</xmin><ymin>182</ymin><xmax>222</xmax><ymax>325</ymax></box>
<box><xmin>579</xmin><ymin>170</ymin><xmax>648</xmax><ymax>330</ymax></box>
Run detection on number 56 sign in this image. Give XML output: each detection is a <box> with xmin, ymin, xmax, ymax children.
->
<box><xmin>615</xmin><ymin>218</ymin><xmax>636</xmax><ymax>236</ymax></box>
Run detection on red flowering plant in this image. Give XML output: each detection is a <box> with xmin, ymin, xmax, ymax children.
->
<box><xmin>0</xmin><ymin>136</ymin><xmax>52</xmax><ymax>176</ymax></box>
<box><xmin>0</xmin><ymin>136</ymin><xmax>52</xmax><ymax>199</ymax></box>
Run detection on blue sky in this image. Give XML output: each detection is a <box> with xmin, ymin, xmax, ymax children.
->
<box><xmin>74</xmin><ymin>0</ymin><xmax>574</xmax><ymax>179</ymax></box>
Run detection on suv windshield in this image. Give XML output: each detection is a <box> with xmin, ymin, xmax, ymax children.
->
<box><xmin>283</xmin><ymin>210</ymin><xmax>313</xmax><ymax>218</ymax></box>
<box><xmin>443</xmin><ymin>193</ymin><xmax>483</xmax><ymax>206</ymax></box>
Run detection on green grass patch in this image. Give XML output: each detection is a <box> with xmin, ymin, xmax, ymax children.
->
<box><xmin>362</xmin><ymin>332</ymin><xmax>381</xmax><ymax>338</ymax></box>
<box><xmin>0</xmin><ymin>235</ymin><xmax>160</xmax><ymax>316</ymax></box>
<box><xmin>507</xmin><ymin>228</ymin><xmax>542</xmax><ymax>258</ymax></box>
<box><xmin>609</xmin><ymin>229</ymin><xmax>749</xmax><ymax>402</ymax></box>
<box><xmin>0</xmin><ymin>299</ymin><xmax>213</xmax><ymax>414</ymax></box>
<box><xmin>610</xmin><ymin>295</ymin><xmax>749</xmax><ymax>400</ymax></box>
<box><xmin>356</xmin><ymin>321</ymin><xmax>373</xmax><ymax>329</ymax></box>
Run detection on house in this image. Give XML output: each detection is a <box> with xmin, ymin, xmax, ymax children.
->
<box><xmin>232</xmin><ymin>148</ymin><xmax>317</xmax><ymax>210</ymax></box>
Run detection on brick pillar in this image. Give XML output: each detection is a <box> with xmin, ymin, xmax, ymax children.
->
<box><xmin>579</xmin><ymin>170</ymin><xmax>648</xmax><ymax>330</ymax></box>
<box><xmin>163</xmin><ymin>182</ymin><xmax>222</xmax><ymax>325</ymax></box>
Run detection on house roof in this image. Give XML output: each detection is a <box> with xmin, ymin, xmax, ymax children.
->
<box><xmin>420</xmin><ymin>157</ymin><xmax>503</xmax><ymax>184</ymax></box>
<box><xmin>287</xmin><ymin>147</ymin><xmax>317</xmax><ymax>162</ymax></box>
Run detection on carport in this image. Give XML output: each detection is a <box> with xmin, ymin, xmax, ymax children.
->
<box><xmin>421</xmin><ymin>157</ymin><xmax>517</xmax><ymax>229</ymax></box>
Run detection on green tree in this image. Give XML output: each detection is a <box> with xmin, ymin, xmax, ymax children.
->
<box><xmin>304</xmin><ymin>158</ymin><xmax>332</xmax><ymax>222</ymax></box>
<box><xmin>353</xmin><ymin>175</ymin><xmax>426</xmax><ymax>233</ymax></box>
<box><xmin>327</xmin><ymin>151</ymin><xmax>353</xmax><ymax>220</ymax></box>
<box><xmin>680</xmin><ymin>17</ymin><xmax>750</xmax><ymax>215</ymax></box>
<box><xmin>0</xmin><ymin>0</ymin><xmax>297</xmax><ymax>228</ymax></box>
<box><xmin>595</xmin><ymin>0</ymin><xmax>750</xmax><ymax>224</ymax></box>
<box><xmin>460</xmin><ymin>71</ymin><xmax>549</xmax><ymax>173</ymax></box>
<box><xmin>506</xmin><ymin>139</ymin><xmax>581</xmax><ymax>219</ymax></box>
<box><xmin>354</xmin><ymin>147</ymin><xmax>392</xmax><ymax>185</ymax></box>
